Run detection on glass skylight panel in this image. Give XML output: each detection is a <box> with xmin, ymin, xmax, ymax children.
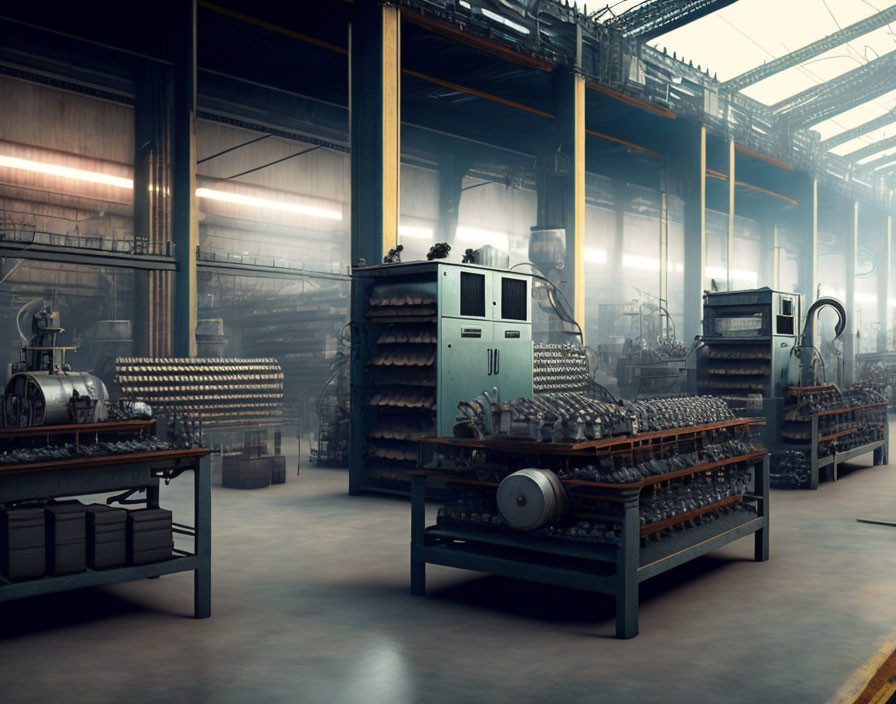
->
<box><xmin>644</xmin><ymin>0</ymin><xmax>883</xmax><ymax>81</ymax></box>
<box><xmin>829</xmin><ymin>122</ymin><xmax>896</xmax><ymax>156</ymax></box>
<box><xmin>810</xmin><ymin>87</ymin><xmax>896</xmax><ymax>139</ymax></box>
<box><xmin>741</xmin><ymin>24</ymin><xmax>896</xmax><ymax>105</ymax></box>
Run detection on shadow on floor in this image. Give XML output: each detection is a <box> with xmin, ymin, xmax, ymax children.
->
<box><xmin>0</xmin><ymin>587</ymin><xmax>161</xmax><ymax>639</ymax></box>
<box><xmin>425</xmin><ymin>554</ymin><xmax>739</xmax><ymax>626</ymax></box>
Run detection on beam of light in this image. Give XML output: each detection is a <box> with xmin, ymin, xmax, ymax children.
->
<box><xmin>195</xmin><ymin>187</ymin><xmax>342</xmax><ymax>220</ymax></box>
<box><xmin>0</xmin><ymin>154</ymin><xmax>133</xmax><ymax>188</ymax></box>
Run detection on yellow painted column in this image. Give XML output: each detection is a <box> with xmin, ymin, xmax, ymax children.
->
<box><xmin>572</xmin><ymin>73</ymin><xmax>586</xmax><ymax>335</ymax></box>
<box><xmin>381</xmin><ymin>5</ymin><xmax>400</xmax><ymax>256</ymax></box>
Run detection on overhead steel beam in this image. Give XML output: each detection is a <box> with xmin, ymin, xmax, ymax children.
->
<box><xmin>0</xmin><ymin>240</ymin><xmax>176</xmax><ymax>271</ymax></box>
<box><xmin>820</xmin><ymin>110</ymin><xmax>896</xmax><ymax>150</ymax></box>
<box><xmin>724</xmin><ymin>7</ymin><xmax>896</xmax><ymax>91</ymax></box>
<box><xmin>196</xmin><ymin>260</ymin><xmax>349</xmax><ymax>281</ymax></box>
<box><xmin>606</xmin><ymin>0</ymin><xmax>738</xmax><ymax>41</ymax></box>
<box><xmin>773</xmin><ymin>52</ymin><xmax>896</xmax><ymax>128</ymax></box>
<box><xmin>848</xmin><ymin>134</ymin><xmax>896</xmax><ymax>164</ymax></box>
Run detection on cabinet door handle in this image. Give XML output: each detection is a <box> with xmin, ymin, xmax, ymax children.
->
<box><xmin>494</xmin><ymin>349</ymin><xmax>500</xmax><ymax>375</ymax></box>
<box><xmin>487</xmin><ymin>348</ymin><xmax>493</xmax><ymax>375</ymax></box>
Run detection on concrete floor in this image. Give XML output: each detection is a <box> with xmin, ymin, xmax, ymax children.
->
<box><xmin>2</xmin><ymin>439</ymin><xmax>896</xmax><ymax>703</ymax></box>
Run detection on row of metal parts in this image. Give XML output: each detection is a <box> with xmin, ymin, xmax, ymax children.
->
<box><xmin>115</xmin><ymin>358</ymin><xmax>285</xmax><ymax>429</ymax></box>
<box><xmin>116</xmin><ymin>357</ymin><xmax>281</xmax><ymax>368</ymax></box>
<box><xmin>370</xmin><ymin>348</ymin><xmax>436</xmax><ymax>367</ymax></box>
<box><xmin>368</xmin><ymin>388</ymin><xmax>436</xmax><ymax>410</ymax></box>
<box><xmin>563</xmin><ymin>435</ymin><xmax>755</xmax><ymax>484</ymax></box>
<box><xmin>436</xmin><ymin>463</ymin><xmax>754</xmax><ymax>540</ymax></box>
<box><xmin>456</xmin><ymin>389</ymin><xmax>734</xmax><ymax>443</ymax></box>
<box><xmin>627</xmin><ymin>396</ymin><xmax>733</xmax><ymax>432</ymax></box>
<box><xmin>376</xmin><ymin>327</ymin><xmax>438</xmax><ymax>344</ymax></box>
<box><xmin>369</xmin><ymin>284</ymin><xmax>436</xmax><ymax>308</ymax></box>
<box><xmin>704</xmin><ymin>345</ymin><xmax>772</xmax><ymax>361</ymax></box>
<box><xmin>367</xmin><ymin>441</ymin><xmax>417</xmax><ymax>462</ymax></box>
<box><xmin>369</xmin><ymin>419</ymin><xmax>433</xmax><ymax>440</ymax></box>
<box><xmin>533</xmin><ymin>343</ymin><xmax>590</xmax><ymax>393</ymax></box>
<box><xmin>0</xmin><ymin>437</ymin><xmax>174</xmax><ymax>466</ymax></box>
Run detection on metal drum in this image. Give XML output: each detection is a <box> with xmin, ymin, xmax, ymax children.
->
<box><xmin>496</xmin><ymin>468</ymin><xmax>567</xmax><ymax>531</ymax></box>
<box><xmin>4</xmin><ymin>371</ymin><xmax>109</xmax><ymax>427</ymax></box>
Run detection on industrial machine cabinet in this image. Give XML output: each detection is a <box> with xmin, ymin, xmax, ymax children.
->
<box><xmin>350</xmin><ymin>261</ymin><xmax>534</xmax><ymax>494</ymax></box>
<box><xmin>410</xmin><ymin>418</ymin><xmax>769</xmax><ymax>639</ymax></box>
<box><xmin>697</xmin><ymin>287</ymin><xmax>802</xmax><ymax>440</ymax></box>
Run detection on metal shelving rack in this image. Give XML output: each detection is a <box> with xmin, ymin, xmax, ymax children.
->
<box><xmin>410</xmin><ymin>418</ymin><xmax>769</xmax><ymax>639</ymax></box>
<box><xmin>0</xmin><ymin>421</ymin><xmax>212</xmax><ymax>617</ymax></box>
<box><xmin>780</xmin><ymin>391</ymin><xmax>889</xmax><ymax>489</ymax></box>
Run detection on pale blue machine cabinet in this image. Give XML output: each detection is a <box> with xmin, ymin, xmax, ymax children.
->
<box><xmin>350</xmin><ymin>262</ymin><xmax>534</xmax><ymax>494</ymax></box>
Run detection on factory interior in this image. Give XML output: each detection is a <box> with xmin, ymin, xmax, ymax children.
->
<box><xmin>4</xmin><ymin>0</ymin><xmax>896</xmax><ymax>702</ymax></box>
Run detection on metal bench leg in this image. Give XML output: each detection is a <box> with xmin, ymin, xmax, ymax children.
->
<box><xmin>194</xmin><ymin>454</ymin><xmax>212</xmax><ymax>618</ymax></box>
<box><xmin>754</xmin><ymin>456</ymin><xmax>769</xmax><ymax>562</ymax></box>
<box><xmin>410</xmin><ymin>474</ymin><xmax>426</xmax><ymax>596</ymax></box>
<box><xmin>615</xmin><ymin>496</ymin><xmax>639</xmax><ymax>639</ymax></box>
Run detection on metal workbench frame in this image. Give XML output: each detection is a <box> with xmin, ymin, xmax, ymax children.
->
<box><xmin>410</xmin><ymin>450</ymin><xmax>769</xmax><ymax>639</ymax></box>
<box><xmin>0</xmin><ymin>449</ymin><xmax>212</xmax><ymax>617</ymax></box>
<box><xmin>801</xmin><ymin>411</ymin><xmax>889</xmax><ymax>490</ymax></box>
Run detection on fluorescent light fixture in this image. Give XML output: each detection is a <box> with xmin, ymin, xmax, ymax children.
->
<box><xmin>584</xmin><ymin>247</ymin><xmax>607</xmax><ymax>264</ymax></box>
<box><xmin>0</xmin><ymin>154</ymin><xmax>133</xmax><ymax>189</ymax></box>
<box><xmin>455</xmin><ymin>225</ymin><xmax>509</xmax><ymax>250</ymax></box>
<box><xmin>398</xmin><ymin>224</ymin><xmax>434</xmax><ymax>240</ymax></box>
<box><xmin>196</xmin><ymin>187</ymin><xmax>342</xmax><ymax>220</ymax></box>
<box><xmin>481</xmin><ymin>9</ymin><xmax>530</xmax><ymax>35</ymax></box>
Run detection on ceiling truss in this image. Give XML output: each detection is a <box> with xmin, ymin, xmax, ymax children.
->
<box><xmin>606</xmin><ymin>0</ymin><xmax>738</xmax><ymax>41</ymax></box>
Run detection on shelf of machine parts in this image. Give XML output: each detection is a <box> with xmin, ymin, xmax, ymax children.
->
<box><xmin>0</xmin><ymin>419</ymin><xmax>156</xmax><ymax>438</ymax></box>
<box><xmin>421</xmin><ymin>418</ymin><xmax>758</xmax><ymax>454</ymax></box>
<box><xmin>423</xmin><ymin>508</ymin><xmax>763</xmax><ymax>572</ymax></box>
<box><xmin>0</xmin><ymin>448</ymin><xmax>210</xmax><ymax>474</ymax></box>
<box><xmin>434</xmin><ymin>451</ymin><xmax>767</xmax><ymax>491</ymax></box>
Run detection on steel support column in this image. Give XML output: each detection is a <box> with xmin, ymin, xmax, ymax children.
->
<box><xmin>796</xmin><ymin>176</ymin><xmax>818</xmax><ymax>305</ymax></box>
<box><xmin>726</xmin><ymin>138</ymin><xmax>735</xmax><ymax>290</ymax></box>
<box><xmin>172</xmin><ymin>0</ymin><xmax>198</xmax><ymax>357</ymax></box>
<box><xmin>682</xmin><ymin>126</ymin><xmax>706</xmax><ymax>341</ymax></box>
<box><xmin>659</xmin><ymin>191</ymin><xmax>669</xmax><ymax>335</ymax></box>
<box><xmin>555</xmin><ymin>70</ymin><xmax>586</xmax><ymax>332</ymax></box>
<box><xmin>844</xmin><ymin>201</ymin><xmax>858</xmax><ymax>385</ymax></box>
<box><xmin>134</xmin><ymin>62</ymin><xmax>173</xmax><ymax>357</ymax></box>
<box><xmin>350</xmin><ymin>1</ymin><xmax>401</xmax><ymax>266</ymax></box>
<box><xmin>882</xmin><ymin>216</ymin><xmax>893</xmax><ymax>351</ymax></box>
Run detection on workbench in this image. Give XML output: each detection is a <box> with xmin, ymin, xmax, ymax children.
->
<box><xmin>780</xmin><ymin>398</ymin><xmax>889</xmax><ymax>489</ymax></box>
<box><xmin>0</xmin><ymin>421</ymin><xmax>212</xmax><ymax>617</ymax></box>
<box><xmin>410</xmin><ymin>420</ymin><xmax>769</xmax><ymax>639</ymax></box>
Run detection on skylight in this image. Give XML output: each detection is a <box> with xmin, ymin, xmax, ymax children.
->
<box><xmin>741</xmin><ymin>24</ymin><xmax>896</xmax><ymax>105</ymax></box>
<box><xmin>645</xmin><ymin>0</ymin><xmax>887</xmax><ymax>82</ymax></box>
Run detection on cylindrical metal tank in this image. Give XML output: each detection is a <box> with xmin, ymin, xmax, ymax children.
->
<box><xmin>496</xmin><ymin>468</ymin><xmax>567</xmax><ymax>531</ymax></box>
<box><xmin>195</xmin><ymin>318</ymin><xmax>226</xmax><ymax>358</ymax></box>
<box><xmin>4</xmin><ymin>371</ymin><xmax>110</xmax><ymax>427</ymax></box>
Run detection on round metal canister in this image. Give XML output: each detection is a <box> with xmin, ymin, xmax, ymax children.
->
<box><xmin>496</xmin><ymin>468</ymin><xmax>567</xmax><ymax>531</ymax></box>
<box><xmin>4</xmin><ymin>371</ymin><xmax>110</xmax><ymax>426</ymax></box>
<box><xmin>195</xmin><ymin>318</ymin><xmax>226</xmax><ymax>358</ymax></box>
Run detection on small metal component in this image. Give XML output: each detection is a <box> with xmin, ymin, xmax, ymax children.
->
<box><xmin>426</xmin><ymin>242</ymin><xmax>451</xmax><ymax>260</ymax></box>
